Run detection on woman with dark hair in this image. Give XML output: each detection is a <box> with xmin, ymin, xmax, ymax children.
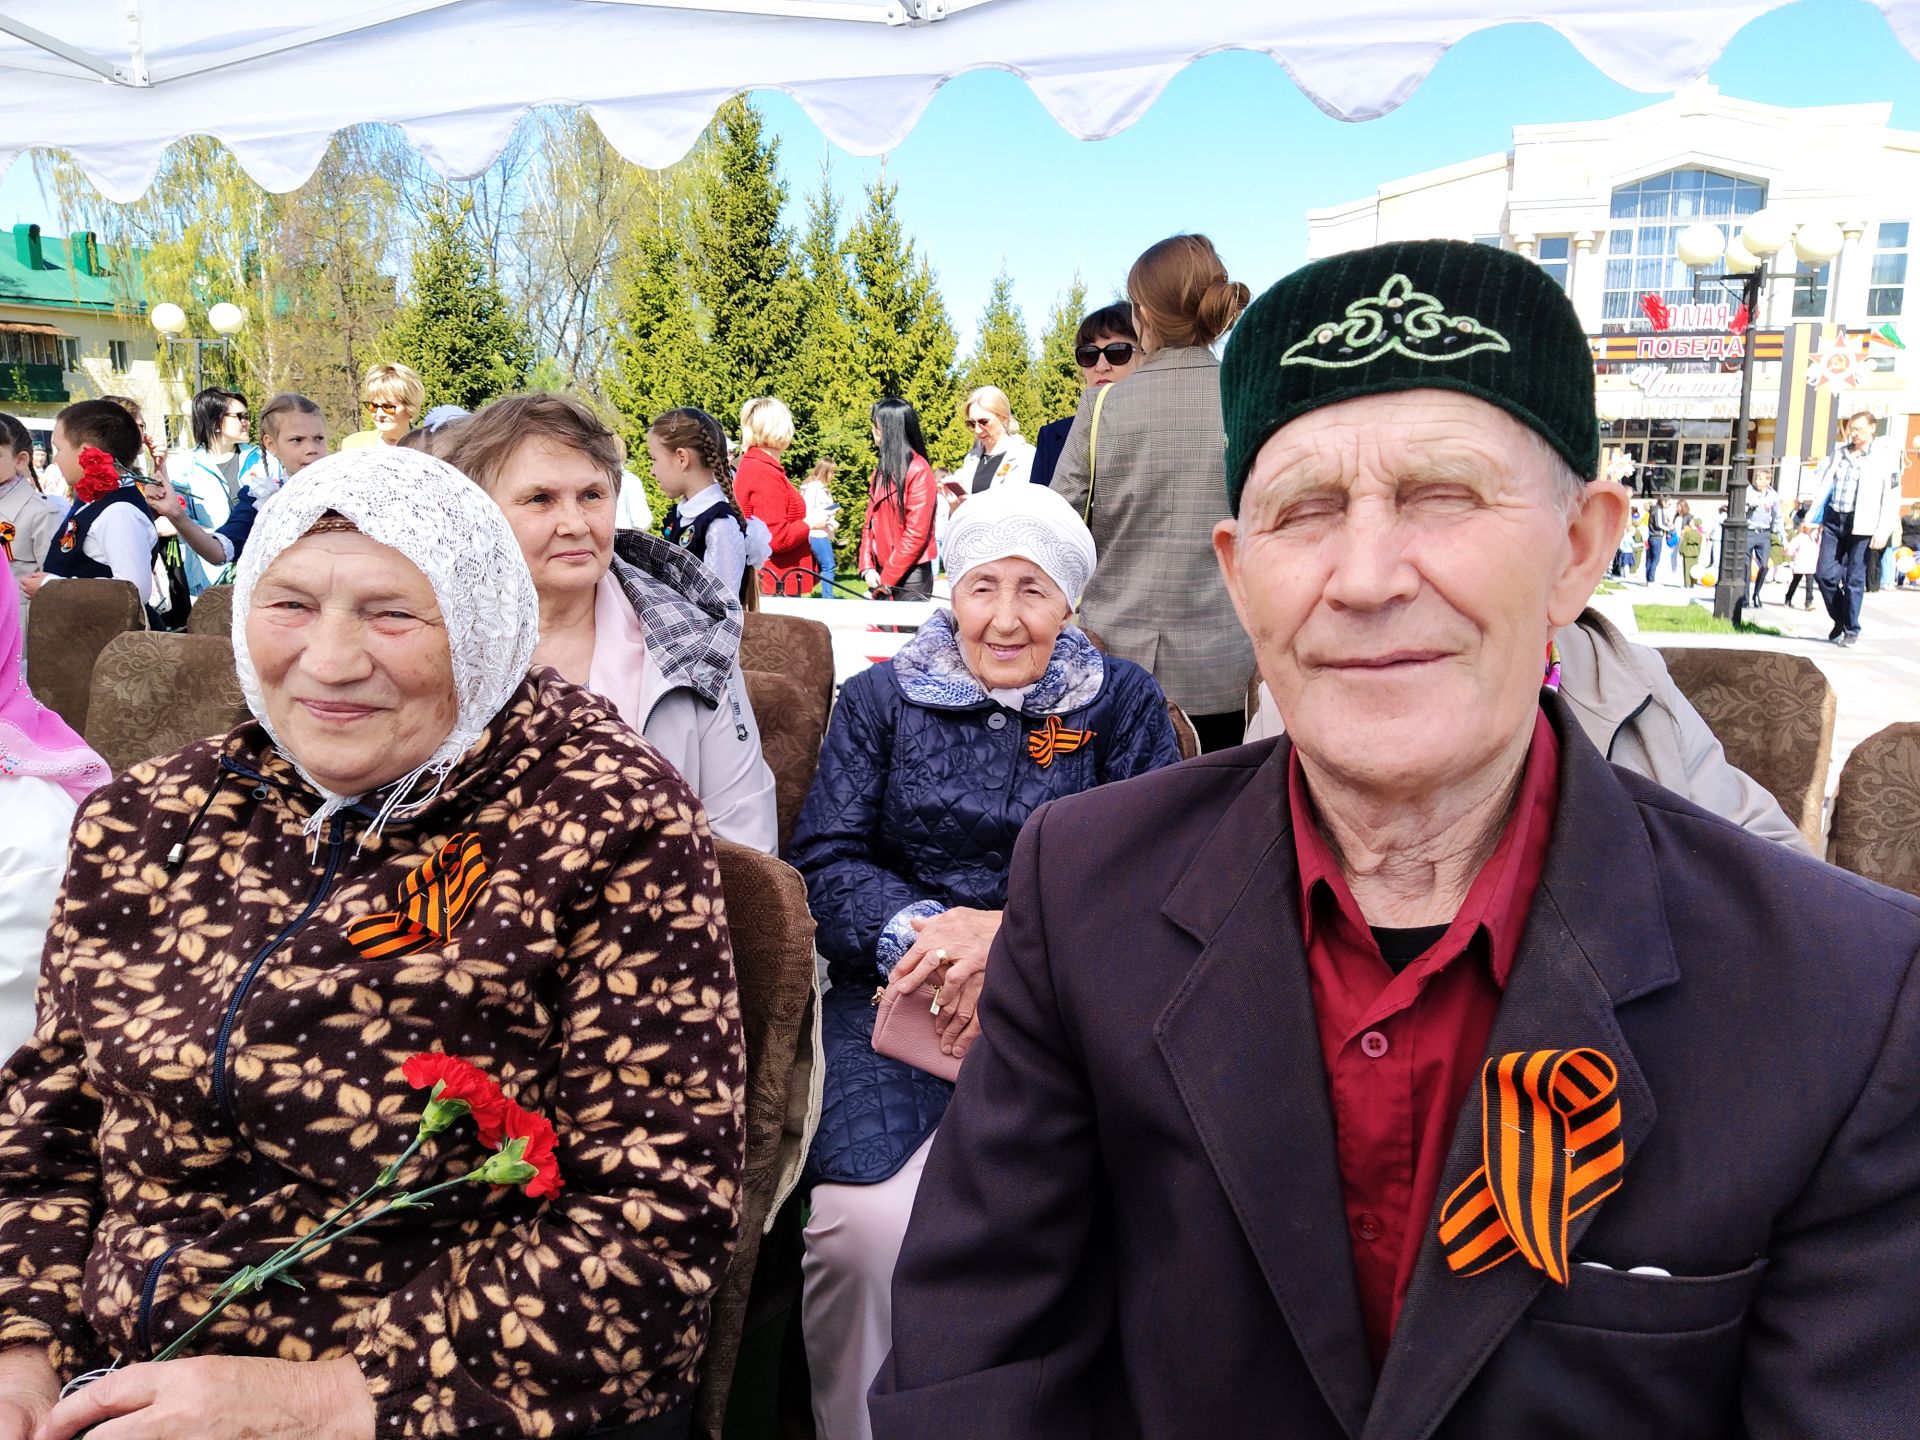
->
<box><xmin>1051</xmin><ymin>234</ymin><xmax>1254</xmax><ymax>751</ymax></box>
<box><xmin>170</xmin><ymin>388</ymin><xmax>260</xmax><ymax>594</ymax></box>
<box><xmin>859</xmin><ymin>398</ymin><xmax>938</xmax><ymax>601</ymax></box>
<box><xmin>1030</xmin><ymin>302</ymin><xmax>1141</xmax><ymax>490</ymax></box>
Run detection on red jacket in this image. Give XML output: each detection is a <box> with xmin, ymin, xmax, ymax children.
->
<box><xmin>734</xmin><ymin>446</ymin><xmax>812</xmax><ymax>595</ymax></box>
<box><xmin>859</xmin><ymin>453</ymin><xmax>937</xmax><ymax>588</ymax></box>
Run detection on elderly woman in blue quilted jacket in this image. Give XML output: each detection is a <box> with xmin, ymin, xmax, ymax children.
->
<box><xmin>787</xmin><ymin>482</ymin><xmax>1181</xmax><ymax>1439</ymax></box>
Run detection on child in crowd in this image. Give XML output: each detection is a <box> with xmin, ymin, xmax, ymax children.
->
<box><xmin>650</xmin><ymin>407</ymin><xmax>770</xmax><ymax>607</ymax></box>
<box><xmin>801</xmin><ymin>458</ymin><xmax>840</xmax><ymax>597</ymax></box>
<box><xmin>1784</xmin><ymin>524</ymin><xmax>1820</xmax><ymax>610</ymax></box>
<box><xmin>21</xmin><ymin>399</ymin><xmax>157</xmax><ymax>605</ymax></box>
<box><xmin>1617</xmin><ymin>507</ymin><xmax>1642</xmax><ymax>578</ymax></box>
<box><xmin>148</xmin><ymin>392</ymin><xmax>329</xmax><ymax>574</ymax></box>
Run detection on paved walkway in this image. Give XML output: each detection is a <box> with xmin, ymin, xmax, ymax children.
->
<box><xmin>1604</xmin><ymin>575</ymin><xmax>1920</xmax><ymax>835</ymax></box>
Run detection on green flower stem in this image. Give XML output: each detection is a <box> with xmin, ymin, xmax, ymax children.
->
<box><xmin>150</xmin><ymin>1133</ymin><xmax>456</xmax><ymax>1364</ymax></box>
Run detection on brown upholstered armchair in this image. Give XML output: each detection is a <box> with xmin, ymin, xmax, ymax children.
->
<box><xmin>24</xmin><ymin>578</ymin><xmax>145</xmax><ymax>734</ymax></box>
<box><xmin>185</xmin><ymin>583</ymin><xmax>235</xmax><ymax>636</ymax></box>
<box><xmin>1829</xmin><ymin>723</ymin><xmax>1920</xmax><ymax>897</ymax></box>
<box><xmin>82</xmin><ymin>632</ymin><xmax>251</xmax><ymax>774</ymax></box>
<box><xmin>743</xmin><ymin>668</ymin><xmax>827</xmax><ymax>853</ymax></box>
<box><xmin>695</xmin><ymin>840</ymin><xmax>819</xmax><ymax>1439</ymax></box>
<box><xmin>1657</xmin><ymin>647</ymin><xmax>1837</xmax><ymax>850</ymax></box>
<box><xmin>740</xmin><ymin>611</ymin><xmax>834</xmax><ymax>735</ymax></box>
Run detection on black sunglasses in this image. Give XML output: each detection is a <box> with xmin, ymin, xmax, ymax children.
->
<box><xmin>1075</xmin><ymin>342</ymin><xmax>1136</xmax><ymax>368</ymax></box>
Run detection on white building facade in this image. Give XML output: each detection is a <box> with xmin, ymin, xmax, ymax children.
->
<box><xmin>1307</xmin><ymin>83</ymin><xmax>1918</xmax><ymax>502</ymax></box>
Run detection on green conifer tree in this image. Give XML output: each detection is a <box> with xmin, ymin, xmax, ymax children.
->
<box><xmin>605</xmin><ymin>223</ymin><xmax>713</xmax><ymax>523</ymax></box>
<box><xmin>962</xmin><ymin>267</ymin><xmax>1043</xmax><ymax>439</ymax></box>
<box><xmin>386</xmin><ymin>190</ymin><xmax>530</xmax><ymax>411</ymax></box>
<box><xmin>1035</xmin><ymin>274</ymin><xmax>1091</xmax><ymax>427</ymax></box>
<box><xmin>687</xmin><ymin>98</ymin><xmax>804</xmax><ymax>423</ymax></box>
<box><xmin>846</xmin><ymin>177</ymin><xmax>964</xmax><ymax>471</ymax></box>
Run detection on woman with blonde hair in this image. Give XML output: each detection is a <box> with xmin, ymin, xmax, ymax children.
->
<box><xmin>1051</xmin><ymin>233</ymin><xmax>1254</xmax><ymax>752</ymax></box>
<box><xmin>954</xmin><ymin>385</ymin><xmax>1034</xmax><ymax>494</ymax></box>
<box><xmin>340</xmin><ymin>362</ymin><xmax>426</xmax><ymax>449</ymax></box>
<box><xmin>735</xmin><ymin>396</ymin><xmax>813</xmax><ymax>596</ymax></box>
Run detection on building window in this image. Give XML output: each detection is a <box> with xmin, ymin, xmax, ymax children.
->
<box><xmin>1869</xmin><ymin>221</ymin><xmax>1908</xmax><ymax>317</ymax></box>
<box><xmin>1791</xmin><ymin>262</ymin><xmax>1830</xmax><ymax>319</ymax></box>
<box><xmin>0</xmin><ymin>332</ymin><xmax>60</xmax><ymax>366</ymax></box>
<box><xmin>1536</xmin><ymin>236</ymin><xmax>1571</xmax><ymax>291</ymax></box>
<box><xmin>1602</xmin><ymin>168</ymin><xmax>1766</xmax><ymax>326</ymax></box>
<box><xmin>1600</xmin><ymin>417</ymin><xmax>1736</xmax><ymax>495</ymax></box>
<box><xmin>59</xmin><ymin>336</ymin><xmax>79</xmax><ymax>370</ymax></box>
<box><xmin>1473</xmin><ymin>234</ymin><xmax>1504</xmax><ymax>249</ymax></box>
<box><xmin>108</xmin><ymin>339</ymin><xmax>130</xmax><ymax>371</ymax></box>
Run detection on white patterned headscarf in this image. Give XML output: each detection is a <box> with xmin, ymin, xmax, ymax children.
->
<box><xmin>942</xmin><ymin>481</ymin><xmax>1098</xmax><ymax>607</ymax></box>
<box><xmin>231</xmin><ymin>445</ymin><xmax>541</xmax><ymax>837</ymax></box>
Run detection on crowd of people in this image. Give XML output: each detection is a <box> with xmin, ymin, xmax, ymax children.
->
<box><xmin>0</xmin><ymin>231</ymin><xmax>1916</xmax><ymax>1440</ymax></box>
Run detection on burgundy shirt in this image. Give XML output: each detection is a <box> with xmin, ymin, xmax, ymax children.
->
<box><xmin>1290</xmin><ymin>709</ymin><xmax>1560</xmax><ymax>1365</ymax></box>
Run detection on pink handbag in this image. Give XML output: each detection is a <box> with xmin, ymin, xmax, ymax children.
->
<box><xmin>870</xmin><ymin>981</ymin><xmax>963</xmax><ymax>1084</ymax></box>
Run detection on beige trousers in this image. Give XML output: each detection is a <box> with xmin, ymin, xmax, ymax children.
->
<box><xmin>799</xmin><ymin>1132</ymin><xmax>934</xmax><ymax>1440</ymax></box>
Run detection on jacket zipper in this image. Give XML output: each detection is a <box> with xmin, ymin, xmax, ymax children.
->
<box><xmin>136</xmin><ymin>1240</ymin><xmax>189</xmax><ymax>1356</ymax></box>
<box><xmin>212</xmin><ymin>814</ymin><xmax>346</xmax><ymax>1132</ymax></box>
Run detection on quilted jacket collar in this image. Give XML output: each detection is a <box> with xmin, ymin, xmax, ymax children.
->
<box><xmin>892</xmin><ymin>610</ymin><xmax>1104</xmax><ymax>716</ymax></box>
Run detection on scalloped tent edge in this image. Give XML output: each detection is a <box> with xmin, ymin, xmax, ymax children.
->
<box><xmin>0</xmin><ymin>0</ymin><xmax>1915</xmax><ymax>203</ymax></box>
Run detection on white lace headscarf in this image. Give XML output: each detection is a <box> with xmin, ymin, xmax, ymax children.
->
<box><xmin>942</xmin><ymin>480</ymin><xmax>1098</xmax><ymax>607</ymax></box>
<box><xmin>231</xmin><ymin>446</ymin><xmax>541</xmax><ymax>839</ymax></box>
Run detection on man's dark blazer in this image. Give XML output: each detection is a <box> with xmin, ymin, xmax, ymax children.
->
<box><xmin>870</xmin><ymin>696</ymin><xmax>1920</xmax><ymax>1439</ymax></box>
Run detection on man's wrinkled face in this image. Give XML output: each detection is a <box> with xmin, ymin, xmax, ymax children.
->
<box><xmin>1213</xmin><ymin>391</ymin><xmax>1624</xmax><ymax>799</ymax></box>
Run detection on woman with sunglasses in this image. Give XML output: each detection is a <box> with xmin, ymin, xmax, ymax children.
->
<box><xmin>1049</xmin><ymin>234</ymin><xmax>1254</xmax><ymax>754</ymax></box>
<box><xmin>953</xmin><ymin>386</ymin><xmax>1034</xmax><ymax>494</ymax></box>
<box><xmin>167</xmin><ymin>388</ymin><xmax>258</xmax><ymax>597</ymax></box>
<box><xmin>1030</xmin><ymin>303</ymin><xmax>1141</xmax><ymax>489</ymax></box>
<box><xmin>339</xmin><ymin>361</ymin><xmax>425</xmax><ymax>450</ymax></box>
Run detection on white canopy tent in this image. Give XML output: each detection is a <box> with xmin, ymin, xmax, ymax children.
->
<box><xmin>1</xmin><ymin>0</ymin><xmax>1916</xmax><ymax>203</ymax></box>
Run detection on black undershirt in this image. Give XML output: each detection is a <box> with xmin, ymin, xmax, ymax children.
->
<box><xmin>1370</xmin><ymin>923</ymin><xmax>1452</xmax><ymax>974</ymax></box>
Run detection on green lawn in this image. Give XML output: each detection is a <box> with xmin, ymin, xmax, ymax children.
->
<box><xmin>1632</xmin><ymin>603</ymin><xmax>1784</xmax><ymax>638</ymax></box>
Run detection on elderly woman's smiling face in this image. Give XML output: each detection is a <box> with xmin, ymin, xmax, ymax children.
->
<box><xmin>1214</xmin><ymin>390</ymin><xmax>1625</xmax><ymax>798</ymax></box>
<box><xmin>952</xmin><ymin>557</ymin><xmax>1071</xmax><ymax>690</ymax></box>
<box><xmin>246</xmin><ymin>526</ymin><xmax>459</xmax><ymax>796</ymax></box>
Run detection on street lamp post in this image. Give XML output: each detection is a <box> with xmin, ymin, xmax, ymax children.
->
<box><xmin>150</xmin><ymin>301</ymin><xmax>247</xmax><ymax>398</ymax></box>
<box><xmin>1675</xmin><ymin>213</ymin><xmax>1844</xmax><ymax>621</ymax></box>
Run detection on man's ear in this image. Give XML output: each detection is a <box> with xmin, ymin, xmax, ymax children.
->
<box><xmin>1212</xmin><ymin>516</ymin><xmax>1256</xmax><ymax>637</ymax></box>
<box><xmin>1549</xmin><ymin>479</ymin><xmax>1631</xmax><ymax>628</ymax></box>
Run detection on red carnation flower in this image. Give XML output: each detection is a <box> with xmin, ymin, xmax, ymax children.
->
<box><xmin>498</xmin><ymin>1098</ymin><xmax>564</xmax><ymax>1200</ymax></box>
<box><xmin>403</xmin><ymin>1052</ymin><xmax>509</xmax><ymax>1148</ymax></box>
<box><xmin>73</xmin><ymin>447</ymin><xmax>123</xmax><ymax>505</ymax></box>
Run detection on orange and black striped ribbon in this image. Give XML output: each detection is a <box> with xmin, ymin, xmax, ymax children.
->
<box><xmin>345</xmin><ymin>832</ymin><xmax>489</xmax><ymax>961</ymax></box>
<box><xmin>1437</xmin><ymin>1048</ymin><xmax>1624</xmax><ymax>1285</ymax></box>
<box><xmin>0</xmin><ymin>519</ymin><xmax>13</xmax><ymax>564</ymax></box>
<box><xmin>1027</xmin><ymin>714</ymin><xmax>1094</xmax><ymax>768</ymax></box>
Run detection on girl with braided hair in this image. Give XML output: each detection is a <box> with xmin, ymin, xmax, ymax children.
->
<box><xmin>648</xmin><ymin>407</ymin><xmax>771</xmax><ymax>607</ymax></box>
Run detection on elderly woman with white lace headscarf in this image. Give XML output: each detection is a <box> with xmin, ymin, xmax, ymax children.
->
<box><xmin>0</xmin><ymin>446</ymin><xmax>744</xmax><ymax>1440</ymax></box>
<box><xmin>785</xmin><ymin>481</ymin><xmax>1182</xmax><ymax>1440</ymax></box>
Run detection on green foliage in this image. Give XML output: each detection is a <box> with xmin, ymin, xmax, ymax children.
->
<box><xmin>845</xmin><ymin>178</ymin><xmax>964</xmax><ymax>470</ymax></box>
<box><xmin>1035</xmin><ymin>274</ymin><xmax>1090</xmax><ymax>428</ymax></box>
<box><xmin>687</xmin><ymin>98</ymin><xmax>805</xmax><ymax>418</ymax></box>
<box><xmin>386</xmin><ymin>191</ymin><xmax>531</xmax><ymax>411</ymax></box>
<box><xmin>605</xmin><ymin>222</ymin><xmax>712</xmax><ymax>526</ymax></box>
<box><xmin>962</xmin><ymin>267</ymin><xmax>1041</xmax><ymax>440</ymax></box>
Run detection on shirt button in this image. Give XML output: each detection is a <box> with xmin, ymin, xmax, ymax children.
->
<box><xmin>1354</xmin><ymin>1213</ymin><xmax>1384</xmax><ymax>1242</ymax></box>
<box><xmin>1360</xmin><ymin>1030</ymin><xmax>1389</xmax><ymax>1059</ymax></box>
<box><xmin>986</xmin><ymin>712</ymin><xmax>1008</xmax><ymax>730</ymax></box>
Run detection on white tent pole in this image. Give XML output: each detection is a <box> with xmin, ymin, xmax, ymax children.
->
<box><xmin>0</xmin><ymin>11</ymin><xmax>130</xmax><ymax>84</ymax></box>
<box><xmin>145</xmin><ymin>0</ymin><xmax>473</xmax><ymax>84</ymax></box>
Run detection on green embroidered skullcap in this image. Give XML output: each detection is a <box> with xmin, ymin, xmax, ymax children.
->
<box><xmin>1219</xmin><ymin>239</ymin><xmax>1598</xmax><ymax>515</ymax></box>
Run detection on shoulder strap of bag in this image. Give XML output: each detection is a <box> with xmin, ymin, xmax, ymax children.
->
<box><xmin>1082</xmin><ymin>382</ymin><xmax>1113</xmax><ymax>525</ymax></box>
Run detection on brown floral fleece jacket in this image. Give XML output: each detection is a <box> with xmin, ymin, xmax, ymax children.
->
<box><xmin>0</xmin><ymin>671</ymin><xmax>745</xmax><ymax>1438</ymax></box>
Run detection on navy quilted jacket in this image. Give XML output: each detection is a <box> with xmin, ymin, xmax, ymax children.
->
<box><xmin>790</xmin><ymin>613</ymin><xmax>1181</xmax><ymax>1183</ymax></box>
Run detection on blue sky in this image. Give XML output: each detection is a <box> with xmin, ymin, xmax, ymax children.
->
<box><xmin>3</xmin><ymin>0</ymin><xmax>1914</xmax><ymax>353</ymax></box>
